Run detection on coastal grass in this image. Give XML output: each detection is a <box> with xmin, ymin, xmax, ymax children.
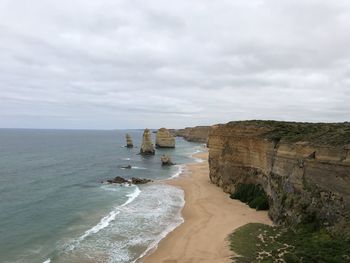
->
<box><xmin>229</xmin><ymin>223</ymin><xmax>350</xmax><ymax>263</ymax></box>
<box><xmin>230</xmin><ymin>184</ymin><xmax>269</xmax><ymax>211</ymax></box>
<box><xmin>228</xmin><ymin>120</ymin><xmax>350</xmax><ymax>145</ymax></box>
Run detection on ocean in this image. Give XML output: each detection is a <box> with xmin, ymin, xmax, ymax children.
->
<box><xmin>0</xmin><ymin>129</ymin><xmax>204</xmax><ymax>263</ymax></box>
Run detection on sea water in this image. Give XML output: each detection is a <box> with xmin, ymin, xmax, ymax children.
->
<box><xmin>0</xmin><ymin>129</ymin><xmax>204</xmax><ymax>263</ymax></box>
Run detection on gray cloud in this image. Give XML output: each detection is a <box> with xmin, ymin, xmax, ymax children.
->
<box><xmin>0</xmin><ymin>0</ymin><xmax>350</xmax><ymax>129</ymax></box>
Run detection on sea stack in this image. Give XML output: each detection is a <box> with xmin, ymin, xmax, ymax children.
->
<box><xmin>156</xmin><ymin>128</ymin><xmax>175</xmax><ymax>148</ymax></box>
<box><xmin>161</xmin><ymin>155</ymin><xmax>174</xmax><ymax>166</ymax></box>
<box><xmin>140</xmin><ymin>128</ymin><xmax>155</xmax><ymax>155</ymax></box>
<box><xmin>125</xmin><ymin>133</ymin><xmax>133</xmax><ymax>148</ymax></box>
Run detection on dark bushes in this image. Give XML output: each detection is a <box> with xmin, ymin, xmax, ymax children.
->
<box><xmin>230</xmin><ymin>183</ymin><xmax>269</xmax><ymax>210</ymax></box>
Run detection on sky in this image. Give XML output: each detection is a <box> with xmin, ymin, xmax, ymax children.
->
<box><xmin>1</xmin><ymin>0</ymin><xmax>350</xmax><ymax>129</ymax></box>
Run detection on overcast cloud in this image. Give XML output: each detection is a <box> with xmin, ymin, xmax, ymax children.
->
<box><xmin>0</xmin><ymin>0</ymin><xmax>350</xmax><ymax>129</ymax></box>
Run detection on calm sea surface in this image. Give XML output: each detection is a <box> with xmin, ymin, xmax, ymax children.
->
<box><xmin>0</xmin><ymin>129</ymin><xmax>203</xmax><ymax>263</ymax></box>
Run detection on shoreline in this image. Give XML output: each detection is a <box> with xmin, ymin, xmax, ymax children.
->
<box><xmin>139</xmin><ymin>152</ymin><xmax>272</xmax><ymax>263</ymax></box>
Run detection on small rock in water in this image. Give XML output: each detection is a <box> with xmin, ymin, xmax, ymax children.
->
<box><xmin>105</xmin><ymin>176</ymin><xmax>152</xmax><ymax>185</ymax></box>
<box><xmin>120</xmin><ymin>165</ymin><xmax>132</xmax><ymax>169</ymax></box>
<box><xmin>131</xmin><ymin>177</ymin><xmax>153</xmax><ymax>184</ymax></box>
<box><xmin>125</xmin><ymin>133</ymin><xmax>134</xmax><ymax>148</ymax></box>
<box><xmin>107</xmin><ymin>176</ymin><xmax>129</xmax><ymax>184</ymax></box>
<box><xmin>161</xmin><ymin>154</ymin><xmax>175</xmax><ymax>166</ymax></box>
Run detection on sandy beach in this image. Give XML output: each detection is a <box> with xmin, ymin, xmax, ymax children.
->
<box><xmin>140</xmin><ymin>152</ymin><xmax>272</xmax><ymax>263</ymax></box>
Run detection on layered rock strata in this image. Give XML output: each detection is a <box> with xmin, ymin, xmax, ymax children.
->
<box><xmin>208</xmin><ymin>121</ymin><xmax>350</xmax><ymax>238</ymax></box>
<box><xmin>140</xmin><ymin>128</ymin><xmax>155</xmax><ymax>155</ymax></box>
<box><xmin>173</xmin><ymin>126</ymin><xmax>211</xmax><ymax>143</ymax></box>
<box><xmin>156</xmin><ymin>128</ymin><xmax>175</xmax><ymax>148</ymax></box>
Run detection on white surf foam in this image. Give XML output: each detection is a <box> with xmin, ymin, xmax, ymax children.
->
<box><xmin>132</xmin><ymin>188</ymin><xmax>185</xmax><ymax>263</ymax></box>
<box><xmin>170</xmin><ymin>164</ymin><xmax>186</xmax><ymax>179</ymax></box>
<box><xmin>65</xmin><ymin>186</ymin><xmax>141</xmax><ymax>252</ymax></box>
<box><xmin>42</xmin><ymin>259</ymin><xmax>51</xmax><ymax>263</ymax></box>
<box><xmin>131</xmin><ymin>166</ymin><xmax>147</xmax><ymax>170</ymax></box>
<box><xmin>132</xmin><ymin>216</ymin><xmax>184</xmax><ymax>263</ymax></box>
<box><xmin>62</xmin><ymin>184</ymin><xmax>184</xmax><ymax>263</ymax></box>
<box><xmin>121</xmin><ymin>186</ymin><xmax>141</xmax><ymax>207</ymax></box>
<box><xmin>190</xmin><ymin>148</ymin><xmax>206</xmax><ymax>163</ymax></box>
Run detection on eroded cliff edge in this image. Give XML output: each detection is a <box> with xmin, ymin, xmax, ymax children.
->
<box><xmin>208</xmin><ymin>120</ymin><xmax>350</xmax><ymax>238</ymax></box>
<box><xmin>172</xmin><ymin>126</ymin><xmax>211</xmax><ymax>143</ymax></box>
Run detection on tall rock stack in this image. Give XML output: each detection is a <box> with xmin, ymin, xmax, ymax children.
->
<box><xmin>140</xmin><ymin>128</ymin><xmax>155</xmax><ymax>155</ymax></box>
<box><xmin>125</xmin><ymin>134</ymin><xmax>133</xmax><ymax>148</ymax></box>
<box><xmin>156</xmin><ymin>128</ymin><xmax>175</xmax><ymax>148</ymax></box>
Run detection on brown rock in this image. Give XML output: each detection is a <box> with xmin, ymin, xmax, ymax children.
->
<box><xmin>173</xmin><ymin>126</ymin><xmax>211</xmax><ymax>143</ymax></box>
<box><xmin>107</xmin><ymin>176</ymin><xmax>129</xmax><ymax>184</ymax></box>
<box><xmin>131</xmin><ymin>177</ymin><xmax>153</xmax><ymax>184</ymax></box>
<box><xmin>156</xmin><ymin>128</ymin><xmax>175</xmax><ymax>148</ymax></box>
<box><xmin>125</xmin><ymin>134</ymin><xmax>133</xmax><ymax>148</ymax></box>
<box><xmin>161</xmin><ymin>155</ymin><xmax>175</xmax><ymax>165</ymax></box>
<box><xmin>208</xmin><ymin>120</ymin><xmax>350</xmax><ymax>238</ymax></box>
<box><xmin>140</xmin><ymin>128</ymin><xmax>155</xmax><ymax>155</ymax></box>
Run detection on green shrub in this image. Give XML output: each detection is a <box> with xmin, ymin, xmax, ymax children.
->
<box><xmin>230</xmin><ymin>184</ymin><xmax>269</xmax><ymax>210</ymax></box>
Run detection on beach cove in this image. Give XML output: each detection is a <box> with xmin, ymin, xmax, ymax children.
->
<box><xmin>141</xmin><ymin>152</ymin><xmax>272</xmax><ymax>263</ymax></box>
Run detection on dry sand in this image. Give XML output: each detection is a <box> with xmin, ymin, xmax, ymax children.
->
<box><xmin>140</xmin><ymin>152</ymin><xmax>272</xmax><ymax>263</ymax></box>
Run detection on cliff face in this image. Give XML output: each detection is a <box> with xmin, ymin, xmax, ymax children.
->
<box><xmin>208</xmin><ymin>121</ymin><xmax>350</xmax><ymax>237</ymax></box>
<box><xmin>156</xmin><ymin>128</ymin><xmax>175</xmax><ymax>148</ymax></box>
<box><xmin>173</xmin><ymin>126</ymin><xmax>211</xmax><ymax>143</ymax></box>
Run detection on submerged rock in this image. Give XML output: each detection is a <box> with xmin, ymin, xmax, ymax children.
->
<box><xmin>161</xmin><ymin>155</ymin><xmax>175</xmax><ymax>166</ymax></box>
<box><xmin>156</xmin><ymin>128</ymin><xmax>175</xmax><ymax>148</ymax></box>
<box><xmin>140</xmin><ymin>128</ymin><xmax>155</xmax><ymax>155</ymax></box>
<box><xmin>120</xmin><ymin>165</ymin><xmax>132</xmax><ymax>169</ymax></box>
<box><xmin>125</xmin><ymin>134</ymin><xmax>134</xmax><ymax>148</ymax></box>
<box><xmin>131</xmin><ymin>177</ymin><xmax>153</xmax><ymax>184</ymax></box>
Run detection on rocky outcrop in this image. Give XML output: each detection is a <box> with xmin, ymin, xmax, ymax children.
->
<box><xmin>131</xmin><ymin>177</ymin><xmax>153</xmax><ymax>184</ymax></box>
<box><xmin>161</xmin><ymin>155</ymin><xmax>175</xmax><ymax>165</ymax></box>
<box><xmin>105</xmin><ymin>176</ymin><xmax>152</xmax><ymax>185</ymax></box>
<box><xmin>125</xmin><ymin>134</ymin><xmax>133</xmax><ymax>148</ymax></box>
<box><xmin>156</xmin><ymin>128</ymin><xmax>175</xmax><ymax>148</ymax></box>
<box><xmin>208</xmin><ymin>121</ymin><xmax>350</xmax><ymax>238</ymax></box>
<box><xmin>173</xmin><ymin>126</ymin><xmax>211</xmax><ymax>143</ymax></box>
<box><xmin>106</xmin><ymin>176</ymin><xmax>129</xmax><ymax>184</ymax></box>
<box><xmin>140</xmin><ymin>128</ymin><xmax>155</xmax><ymax>155</ymax></box>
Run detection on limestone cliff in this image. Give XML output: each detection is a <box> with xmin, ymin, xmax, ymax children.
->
<box><xmin>140</xmin><ymin>128</ymin><xmax>155</xmax><ymax>155</ymax></box>
<box><xmin>173</xmin><ymin>126</ymin><xmax>211</xmax><ymax>143</ymax></box>
<box><xmin>208</xmin><ymin>121</ymin><xmax>350</xmax><ymax>238</ymax></box>
<box><xmin>156</xmin><ymin>128</ymin><xmax>175</xmax><ymax>148</ymax></box>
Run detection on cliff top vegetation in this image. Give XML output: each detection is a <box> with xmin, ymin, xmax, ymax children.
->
<box><xmin>226</xmin><ymin>120</ymin><xmax>350</xmax><ymax>146</ymax></box>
